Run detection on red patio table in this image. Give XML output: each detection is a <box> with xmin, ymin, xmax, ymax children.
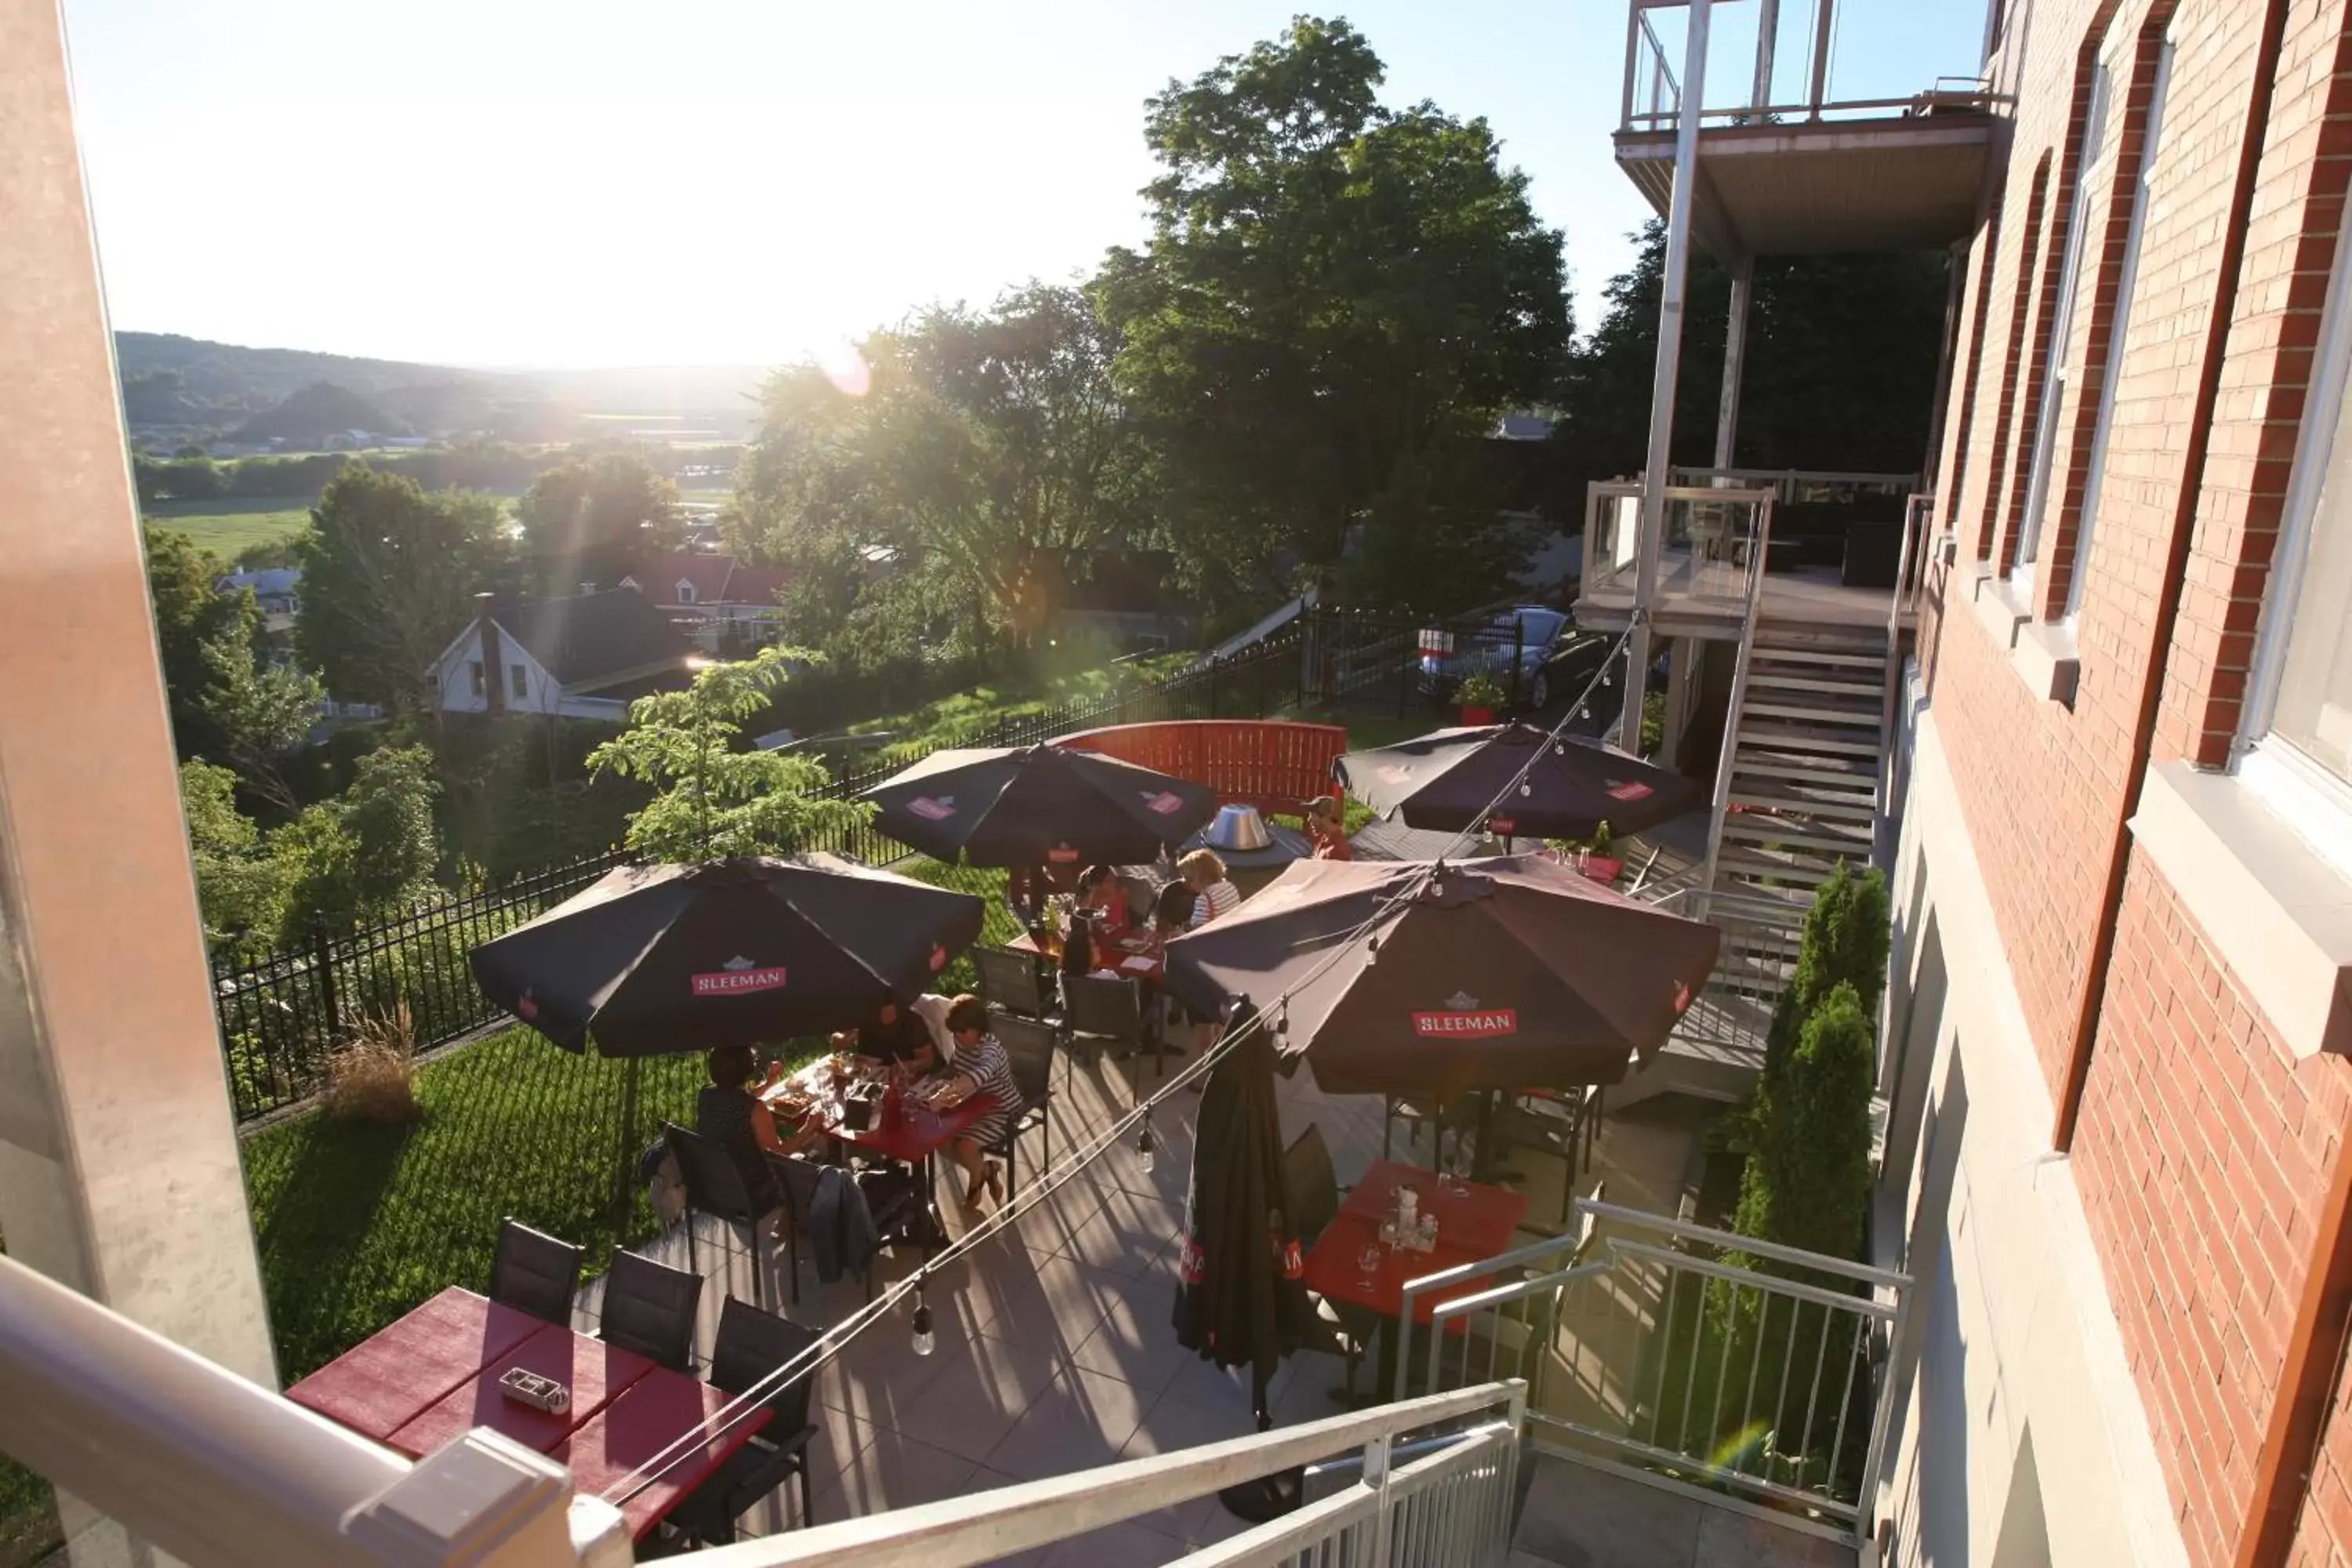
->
<box><xmin>554</xmin><ymin>1367</ymin><xmax>771</xmax><ymax>1541</ymax></box>
<box><xmin>829</xmin><ymin>1091</ymin><xmax>994</xmax><ymax>1167</ymax></box>
<box><xmin>1340</xmin><ymin>1160</ymin><xmax>1526</xmax><ymax>1261</ymax></box>
<box><xmin>386</xmin><ymin>1321</ymin><xmax>656</xmax><ymax>1459</ymax></box>
<box><xmin>1007</xmin><ymin>928</ymin><xmax>1163</xmax><ymax>981</ymax></box>
<box><xmin>284</xmin><ymin>1287</ymin><xmax>544</xmax><ymax>1443</ymax></box>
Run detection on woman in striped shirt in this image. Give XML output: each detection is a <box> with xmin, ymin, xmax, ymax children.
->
<box><xmin>1180</xmin><ymin>849</ymin><xmax>1242</xmax><ymax>927</ymax></box>
<box><xmin>937</xmin><ymin>993</ymin><xmax>1023</xmax><ymax>1211</ymax></box>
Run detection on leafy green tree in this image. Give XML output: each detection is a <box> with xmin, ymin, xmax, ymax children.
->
<box><xmin>1733</xmin><ymin>983</ymin><xmax>1876</xmax><ymax>1263</ymax></box>
<box><xmin>178</xmin><ymin>760</ymin><xmax>292</xmax><ymax>949</ymax></box>
<box><xmin>296</xmin><ymin>464</ymin><xmax>510</xmax><ymax>713</ymax></box>
<box><xmin>517</xmin><ymin>449</ymin><xmax>681</xmax><ymax>585</ymax></box>
<box><xmin>198</xmin><ymin>630</ymin><xmax>325</xmax><ymax>812</ymax></box>
<box><xmin>272</xmin><ymin>746</ymin><xmax>444</xmax><ymax>942</ymax></box>
<box><xmin>143</xmin><ymin>527</ymin><xmax>248</xmax><ymax>758</ymax></box>
<box><xmin>588</xmin><ymin>647</ymin><xmax>869</xmax><ymax>861</ymax></box>
<box><xmin>1096</xmin><ymin>16</ymin><xmax>1569</xmax><ymax>613</ymax></box>
<box><xmin>735</xmin><ymin>283</ymin><xmax>1142</xmax><ymax>659</ymax></box>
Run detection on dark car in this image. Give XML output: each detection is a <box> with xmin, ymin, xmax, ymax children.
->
<box><xmin>1417</xmin><ymin>606</ymin><xmax>1609</xmax><ymax>711</ymax></box>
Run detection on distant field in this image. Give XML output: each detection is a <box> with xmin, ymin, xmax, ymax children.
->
<box><xmin>140</xmin><ymin>496</ymin><xmax>312</xmax><ymax>562</ymax></box>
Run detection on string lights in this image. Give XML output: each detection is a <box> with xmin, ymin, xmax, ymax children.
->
<box><xmin>1137</xmin><ymin>1117</ymin><xmax>1158</xmax><ymax>1174</ymax></box>
<box><xmin>909</xmin><ymin>1274</ymin><xmax>935</xmax><ymax>1357</ymax></box>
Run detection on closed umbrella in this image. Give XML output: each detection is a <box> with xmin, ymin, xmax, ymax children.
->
<box><xmin>1336</xmin><ymin>722</ymin><xmax>1700</xmax><ymax>842</ymax></box>
<box><xmin>1161</xmin><ymin>855</ymin><xmax>1720</xmax><ymax>1096</ymax></box>
<box><xmin>858</xmin><ymin>744</ymin><xmax>1220</xmax><ymax>867</ymax></box>
<box><xmin>1174</xmin><ymin>1010</ymin><xmax>1315</xmax><ymax>1431</ymax></box>
<box><xmin>469</xmin><ymin>853</ymin><xmax>985</xmax><ymax>1055</ymax></box>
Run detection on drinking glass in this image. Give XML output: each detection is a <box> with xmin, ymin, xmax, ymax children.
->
<box><xmin>1356</xmin><ymin>1242</ymin><xmax>1382</xmax><ymax>1290</ymax></box>
<box><xmin>1447</xmin><ymin>1145</ymin><xmax>1474</xmax><ymax>1196</ymax></box>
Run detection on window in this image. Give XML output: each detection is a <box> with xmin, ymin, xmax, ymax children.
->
<box><xmin>677</xmin><ymin>580</ymin><xmax>698</xmax><ymax>604</ymax></box>
<box><xmin>2068</xmin><ymin>34</ymin><xmax>2173</xmax><ymax>621</ymax></box>
<box><xmin>2013</xmin><ymin>63</ymin><xmax>2111</xmax><ymax>582</ymax></box>
<box><xmin>467</xmin><ymin>659</ymin><xmax>485</xmax><ymax>697</ymax></box>
<box><xmin>508</xmin><ymin>663</ymin><xmax>528</xmax><ymax>702</ymax></box>
<box><xmin>2248</xmin><ymin>198</ymin><xmax>2352</xmax><ymax>790</ymax></box>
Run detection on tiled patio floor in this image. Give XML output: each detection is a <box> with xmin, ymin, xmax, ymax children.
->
<box><xmin>572</xmin><ymin>1035</ymin><xmax>1707</xmax><ymax>1562</ymax></box>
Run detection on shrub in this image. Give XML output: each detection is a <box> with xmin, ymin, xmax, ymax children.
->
<box><xmin>325</xmin><ymin>1003</ymin><xmax>419</xmax><ymax>1124</ymax></box>
<box><xmin>1732</xmin><ymin>984</ymin><xmax>1875</xmax><ymax>1265</ymax></box>
<box><xmin>1762</xmin><ymin>862</ymin><xmax>1890</xmax><ymax>1082</ymax></box>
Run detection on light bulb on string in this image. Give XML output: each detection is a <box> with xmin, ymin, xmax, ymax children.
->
<box><xmin>1519</xmin><ymin>781</ymin><xmax>1533</xmax><ymax>797</ymax></box>
<box><xmin>1365</xmin><ymin>934</ymin><xmax>1380</xmax><ymax>967</ymax></box>
<box><xmin>1138</xmin><ymin>1118</ymin><xmax>1157</xmax><ymax>1174</ymax></box>
<box><xmin>910</xmin><ymin>1276</ymin><xmax>936</xmax><ymax>1357</ymax></box>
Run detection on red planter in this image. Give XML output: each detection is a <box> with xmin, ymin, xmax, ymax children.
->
<box><xmin>1580</xmin><ymin>855</ymin><xmax>1624</xmax><ymax>885</ymax></box>
<box><xmin>1460</xmin><ymin>706</ymin><xmax>1494</xmax><ymax>726</ymax></box>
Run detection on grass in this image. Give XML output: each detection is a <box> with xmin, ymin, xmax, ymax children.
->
<box><xmin>243</xmin><ymin>1026</ymin><xmax>706</xmax><ymax>1379</ymax></box>
<box><xmin>141</xmin><ymin>495</ymin><xmax>313</xmax><ymax>562</ymax></box>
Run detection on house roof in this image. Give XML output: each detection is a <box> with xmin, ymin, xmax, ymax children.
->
<box><xmin>626</xmin><ymin>553</ymin><xmax>789</xmax><ymax>607</ymax></box>
<box><xmin>217</xmin><ymin>568</ymin><xmax>300</xmax><ymax>597</ymax></box>
<box><xmin>503</xmin><ymin>590</ymin><xmax>695</xmax><ymax>687</ymax></box>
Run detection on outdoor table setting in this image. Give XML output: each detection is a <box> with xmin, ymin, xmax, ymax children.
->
<box><xmin>285</xmin><ymin>1287</ymin><xmax>768</xmax><ymax>1541</ymax></box>
<box><xmin>1005</xmin><ymin>906</ymin><xmax>1163</xmax><ymax>982</ymax></box>
<box><xmin>760</xmin><ymin>1051</ymin><xmax>998</xmax><ymax>1236</ymax></box>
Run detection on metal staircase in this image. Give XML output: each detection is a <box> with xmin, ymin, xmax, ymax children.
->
<box><xmin>1711</xmin><ymin>619</ymin><xmax>1890</xmax><ymax>904</ymax></box>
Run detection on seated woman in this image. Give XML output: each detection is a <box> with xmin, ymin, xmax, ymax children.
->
<box><xmin>931</xmin><ymin>994</ymin><xmax>1024</xmax><ymax>1211</ymax></box>
<box><xmin>1076</xmin><ymin>863</ymin><xmax>1135</xmax><ymax>939</ymax></box>
<box><xmin>696</xmin><ymin>1043</ymin><xmax>822</xmax><ymax>1218</ymax></box>
<box><xmin>1179</xmin><ymin>848</ymin><xmax>1242</xmax><ymax>927</ymax></box>
<box><xmin>832</xmin><ymin>997</ymin><xmax>934</xmax><ymax>1067</ymax></box>
<box><xmin>1146</xmin><ymin>880</ymin><xmax>1221</xmax><ymax>1061</ymax></box>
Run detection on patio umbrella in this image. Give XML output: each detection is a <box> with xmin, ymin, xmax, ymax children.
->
<box><xmin>1160</xmin><ymin>855</ymin><xmax>1720</xmax><ymax>1097</ymax></box>
<box><xmin>1334</xmin><ymin>722</ymin><xmax>1701</xmax><ymax>842</ymax></box>
<box><xmin>1174</xmin><ymin>1009</ymin><xmax>1316</xmax><ymax>1432</ymax></box>
<box><xmin>468</xmin><ymin>853</ymin><xmax>985</xmax><ymax>1056</ymax></box>
<box><xmin>858</xmin><ymin>744</ymin><xmax>1220</xmax><ymax>867</ymax></box>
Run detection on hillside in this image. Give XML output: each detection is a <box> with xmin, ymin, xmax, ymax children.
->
<box><xmin>230</xmin><ymin>382</ymin><xmax>408</xmax><ymax>444</ymax></box>
<box><xmin>115</xmin><ymin>332</ymin><xmax>770</xmax><ymax>445</ymax></box>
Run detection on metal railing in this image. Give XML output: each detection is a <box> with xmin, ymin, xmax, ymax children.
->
<box><xmin>1618</xmin><ymin>0</ymin><xmax>1996</xmax><ymax>135</ymax></box>
<box><xmin>1399</xmin><ymin>1196</ymin><xmax>1910</xmax><ymax>1548</ymax></box>
<box><xmin>690</xmin><ymin>1381</ymin><xmax>1528</xmax><ymax>1568</ymax></box>
<box><xmin>1580</xmin><ymin>482</ymin><xmax>1777</xmax><ymax>612</ymax></box>
<box><xmin>1650</xmin><ymin>887</ymin><xmax>1807</xmax><ymax>1057</ymax></box>
<box><xmin>1695</xmin><ymin>485</ymin><xmax>1779</xmax><ymax>907</ymax></box>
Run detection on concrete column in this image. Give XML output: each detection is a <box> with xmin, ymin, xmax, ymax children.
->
<box><xmin>0</xmin><ymin>0</ymin><xmax>278</xmax><ymax>1558</ymax></box>
<box><xmin>1714</xmin><ymin>259</ymin><xmax>1755</xmax><ymax>473</ymax></box>
<box><xmin>1624</xmin><ymin>0</ymin><xmax>1714</xmax><ymax>753</ymax></box>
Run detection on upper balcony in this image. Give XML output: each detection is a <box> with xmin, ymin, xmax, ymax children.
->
<box><xmin>1617</xmin><ymin>0</ymin><xmax>2001</xmax><ymax>263</ymax></box>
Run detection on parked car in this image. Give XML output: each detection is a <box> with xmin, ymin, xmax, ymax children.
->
<box><xmin>1417</xmin><ymin>606</ymin><xmax>1607</xmax><ymax>710</ymax></box>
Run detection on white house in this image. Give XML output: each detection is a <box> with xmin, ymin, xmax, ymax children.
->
<box><xmin>618</xmin><ymin>551</ymin><xmax>789</xmax><ymax>654</ymax></box>
<box><xmin>429</xmin><ymin>589</ymin><xmax>699</xmax><ymax>721</ymax></box>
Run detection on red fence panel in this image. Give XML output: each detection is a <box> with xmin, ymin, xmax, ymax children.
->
<box><xmin>1058</xmin><ymin>720</ymin><xmax>1348</xmax><ymax>815</ymax></box>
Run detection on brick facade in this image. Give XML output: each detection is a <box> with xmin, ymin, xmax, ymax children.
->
<box><xmin>1918</xmin><ymin>0</ymin><xmax>2352</xmax><ymax>1562</ymax></box>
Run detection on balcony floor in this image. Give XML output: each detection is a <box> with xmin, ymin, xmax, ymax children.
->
<box><xmin>1577</xmin><ymin>565</ymin><xmax>1899</xmax><ymax>640</ymax></box>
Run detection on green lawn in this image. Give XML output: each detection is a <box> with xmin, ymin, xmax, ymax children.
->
<box><xmin>850</xmin><ymin>653</ymin><xmax>1196</xmax><ymax>766</ymax></box>
<box><xmin>141</xmin><ymin>496</ymin><xmax>313</xmax><ymax>563</ymax></box>
<box><xmin>243</xmin><ymin>1028</ymin><xmax>708</xmax><ymax>1379</ymax></box>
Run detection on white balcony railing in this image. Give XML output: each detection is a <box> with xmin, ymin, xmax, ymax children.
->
<box><xmin>1621</xmin><ymin>0</ymin><xmax>1996</xmax><ymax>136</ymax></box>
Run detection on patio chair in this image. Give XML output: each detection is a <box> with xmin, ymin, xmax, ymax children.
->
<box><xmin>597</xmin><ymin>1250</ymin><xmax>704</xmax><ymax>1373</ymax></box>
<box><xmin>1281</xmin><ymin>1123</ymin><xmax>1371</xmax><ymax>1399</ymax></box>
<box><xmin>1065</xmin><ymin>972</ymin><xmax>1152</xmax><ymax>1076</ymax></box>
<box><xmin>1494</xmin><ymin>1086</ymin><xmax>1601</xmax><ymax>1230</ymax></box>
<box><xmin>985</xmin><ymin>1011</ymin><xmax>1058</xmax><ymax>1200</ymax></box>
<box><xmin>665</xmin><ymin>1298</ymin><xmax>823</xmax><ymax>1544</ymax></box>
<box><xmin>1381</xmin><ymin>1094</ymin><xmax>1443</xmax><ymax>1164</ymax></box>
<box><xmin>765</xmin><ymin>1152</ymin><xmax>903</xmax><ymax>1305</ymax></box>
<box><xmin>663</xmin><ymin>1122</ymin><xmax>777</xmax><ymax>1309</ymax></box>
<box><xmin>975</xmin><ymin>946</ymin><xmax>1052</xmax><ymax>1022</ymax></box>
<box><xmin>488</xmin><ymin>1219</ymin><xmax>583</xmax><ymax>1325</ymax></box>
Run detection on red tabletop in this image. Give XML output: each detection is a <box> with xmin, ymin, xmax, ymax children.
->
<box><xmin>1341</xmin><ymin>1161</ymin><xmax>1527</xmax><ymax>1258</ymax></box>
<box><xmin>386</xmin><ymin>1322</ymin><xmax>656</xmax><ymax>1459</ymax></box>
<box><xmin>1305</xmin><ymin>1166</ymin><xmax>1530</xmax><ymax>1326</ymax></box>
<box><xmin>830</xmin><ymin>1093</ymin><xmax>996</xmax><ymax>1164</ymax></box>
<box><xmin>555</xmin><ymin>1369</ymin><xmax>771</xmax><ymax>1540</ymax></box>
<box><xmin>285</xmin><ymin>1287</ymin><xmax>545</xmax><ymax>1441</ymax></box>
<box><xmin>1008</xmin><ymin>930</ymin><xmax>1163</xmax><ymax>981</ymax></box>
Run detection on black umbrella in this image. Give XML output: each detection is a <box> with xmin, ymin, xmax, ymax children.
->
<box><xmin>469</xmin><ymin>854</ymin><xmax>985</xmax><ymax>1055</ymax></box>
<box><xmin>1174</xmin><ymin>1010</ymin><xmax>1316</xmax><ymax>1432</ymax></box>
<box><xmin>1162</xmin><ymin>855</ymin><xmax>1721</xmax><ymax>1096</ymax></box>
<box><xmin>1335</xmin><ymin>722</ymin><xmax>1701</xmax><ymax>842</ymax></box>
<box><xmin>858</xmin><ymin>744</ymin><xmax>1221</xmax><ymax>867</ymax></box>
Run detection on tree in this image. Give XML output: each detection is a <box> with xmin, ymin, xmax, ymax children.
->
<box><xmin>178</xmin><ymin>760</ymin><xmax>292</xmax><ymax>949</ymax></box>
<box><xmin>1096</xmin><ymin>17</ymin><xmax>1570</xmax><ymax>614</ymax></box>
<box><xmin>1732</xmin><ymin>983</ymin><xmax>1876</xmax><ymax>1263</ymax></box>
<box><xmin>1762</xmin><ymin>863</ymin><xmax>1892</xmax><ymax>1080</ymax></box>
<box><xmin>516</xmin><ymin>449</ymin><xmax>681</xmax><ymax>586</ymax></box>
<box><xmin>735</xmin><ymin>283</ymin><xmax>1144</xmax><ymax>660</ymax></box>
<box><xmin>587</xmin><ymin>647</ymin><xmax>869</xmax><ymax>861</ymax></box>
<box><xmin>143</xmin><ymin>527</ymin><xmax>248</xmax><ymax>758</ymax></box>
<box><xmin>1544</xmin><ymin>222</ymin><xmax>1950</xmax><ymax>514</ymax></box>
<box><xmin>296</xmin><ymin>464</ymin><xmax>509</xmax><ymax>713</ymax></box>
<box><xmin>272</xmin><ymin>746</ymin><xmax>443</xmax><ymax>942</ymax></box>
<box><xmin>198</xmin><ymin>630</ymin><xmax>325</xmax><ymax>812</ymax></box>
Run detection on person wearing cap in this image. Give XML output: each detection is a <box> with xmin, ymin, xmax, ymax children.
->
<box><xmin>1303</xmin><ymin>797</ymin><xmax>1352</xmax><ymax>861</ymax></box>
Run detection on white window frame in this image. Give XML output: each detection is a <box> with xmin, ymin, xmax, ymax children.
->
<box><xmin>2240</xmin><ymin>163</ymin><xmax>2352</xmax><ymax>877</ymax></box>
<box><xmin>507</xmin><ymin>662</ymin><xmax>528</xmax><ymax>702</ymax></box>
<box><xmin>2013</xmin><ymin>62</ymin><xmax>2112</xmax><ymax>591</ymax></box>
<box><xmin>2067</xmin><ymin>34</ymin><xmax>2174</xmax><ymax>625</ymax></box>
<box><xmin>676</xmin><ymin>579</ymin><xmax>698</xmax><ymax>604</ymax></box>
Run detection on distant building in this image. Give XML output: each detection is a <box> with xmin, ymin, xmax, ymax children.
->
<box><xmin>618</xmin><ymin>552</ymin><xmax>789</xmax><ymax>654</ymax></box>
<box><xmin>216</xmin><ymin>566</ymin><xmax>299</xmax><ymax>636</ymax></box>
<box><xmin>429</xmin><ymin>589</ymin><xmax>698</xmax><ymax>720</ymax></box>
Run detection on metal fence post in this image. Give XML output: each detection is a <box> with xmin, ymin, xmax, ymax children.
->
<box><xmin>310</xmin><ymin>918</ymin><xmax>339</xmax><ymax>1051</ymax></box>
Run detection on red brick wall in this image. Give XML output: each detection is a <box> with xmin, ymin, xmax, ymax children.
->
<box><xmin>2073</xmin><ymin>851</ymin><xmax>2352</xmax><ymax>1566</ymax></box>
<box><xmin>1915</xmin><ymin>0</ymin><xmax>2352</xmax><ymax>1561</ymax></box>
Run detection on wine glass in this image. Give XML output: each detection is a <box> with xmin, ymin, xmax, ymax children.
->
<box><xmin>1446</xmin><ymin>1144</ymin><xmax>1474</xmax><ymax>1197</ymax></box>
<box><xmin>1356</xmin><ymin>1241</ymin><xmax>1382</xmax><ymax>1290</ymax></box>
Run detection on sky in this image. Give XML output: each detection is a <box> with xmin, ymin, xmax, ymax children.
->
<box><xmin>60</xmin><ymin>0</ymin><xmax>1989</xmax><ymax>372</ymax></box>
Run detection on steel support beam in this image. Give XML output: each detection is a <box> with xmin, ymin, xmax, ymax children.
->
<box><xmin>1624</xmin><ymin>0</ymin><xmax>1711</xmax><ymax>753</ymax></box>
<box><xmin>1714</xmin><ymin>259</ymin><xmax>1754</xmax><ymax>471</ymax></box>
